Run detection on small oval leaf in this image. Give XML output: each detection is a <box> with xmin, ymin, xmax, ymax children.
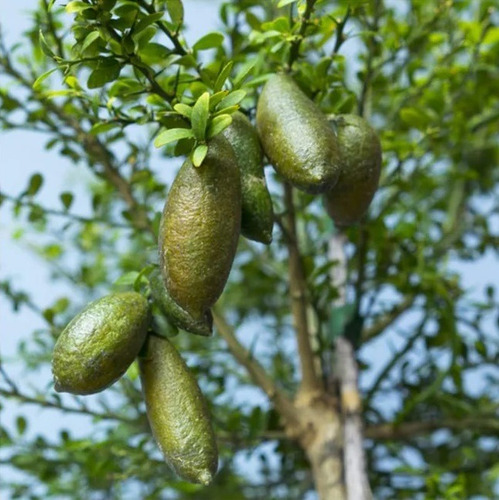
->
<box><xmin>191</xmin><ymin>144</ymin><xmax>208</xmax><ymax>167</ymax></box>
<box><xmin>154</xmin><ymin>127</ymin><xmax>194</xmax><ymax>148</ymax></box>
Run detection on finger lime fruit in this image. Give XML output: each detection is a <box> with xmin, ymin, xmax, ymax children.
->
<box><xmin>256</xmin><ymin>73</ymin><xmax>342</xmax><ymax>194</ymax></box>
<box><xmin>324</xmin><ymin>114</ymin><xmax>382</xmax><ymax>227</ymax></box>
<box><xmin>222</xmin><ymin>111</ymin><xmax>274</xmax><ymax>244</ymax></box>
<box><xmin>52</xmin><ymin>292</ymin><xmax>150</xmax><ymax>395</ymax></box>
<box><xmin>139</xmin><ymin>334</ymin><xmax>218</xmax><ymax>485</ymax></box>
<box><xmin>158</xmin><ymin>135</ymin><xmax>241</xmax><ymax>320</ymax></box>
<box><xmin>149</xmin><ymin>269</ymin><xmax>213</xmax><ymax>337</ymax></box>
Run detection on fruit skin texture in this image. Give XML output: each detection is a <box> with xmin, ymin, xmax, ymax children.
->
<box><xmin>222</xmin><ymin>111</ymin><xmax>274</xmax><ymax>244</ymax></box>
<box><xmin>139</xmin><ymin>334</ymin><xmax>218</xmax><ymax>485</ymax></box>
<box><xmin>149</xmin><ymin>269</ymin><xmax>213</xmax><ymax>337</ymax></box>
<box><xmin>158</xmin><ymin>135</ymin><xmax>241</xmax><ymax>320</ymax></box>
<box><xmin>256</xmin><ymin>73</ymin><xmax>342</xmax><ymax>194</ymax></box>
<box><xmin>324</xmin><ymin>114</ymin><xmax>382</xmax><ymax>227</ymax></box>
<box><xmin>52</xmin><ymin>292</ymin><xmax>150</xmax><ymax>395</ymax></box>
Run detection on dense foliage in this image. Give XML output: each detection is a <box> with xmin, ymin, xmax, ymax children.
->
<box><xmin>1</xmin><ymin>0</ymin><xmax>498</xmax><ymax>498</ymax></box>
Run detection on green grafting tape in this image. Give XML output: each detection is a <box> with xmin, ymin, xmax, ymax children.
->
<box><xmin>327</xmin><ymin>303</ymin><xmax>355</xmax><ymax>343</ymax></box>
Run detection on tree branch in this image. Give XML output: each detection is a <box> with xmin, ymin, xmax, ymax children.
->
<box><xmin>362</xmin><ymin>294</ymin><xmax>416</xmax><ymax>342</ymax></box>
<box><xmin>0</xmin><ymin>191</ymin><xmax>129</xmax><ymax>229</ymax></box>
<box><xmin>366</xmin><ymin>318</ymin><xmax>427</xmax><ymax>402</ymax></box>
<box><xmin>283</xmin><ymin>183</ymin><xmax>321</xmax><ymax>393</ymax></box>
<box><xmin>0</xmin><ymin>42</ymin><xmax>154</xmax><ymax>235</ymax></box>
<box><xmin>331</xmin><ymin>8</ymin><xmax>351</xmax><ymax>56</ymax></box>
<box><xmin>365</xmin><ymin>417</ymin><xmax>499</xmax><ymax>440</ymax></box>
<box><xmin>42</xmin><ymin>0</ymin><xmax>65</xmax><ymax>60</ymax></box>
<box><xmin>0</xmin><ymin>387</ymin><xmax>137</xmax><ymax>425</ymax></box>
<box><xmin>287</xmin><ymin>0</ymin><xmax>318</xmax><ymax>69</ymax></box>
<box><xmin>136</xmin><ymin>0</ymin><xmax>187</xmax><ymax>54</ymax></box>
<box><xmin>212</xmin><ymin>310</ymin><xmax>297</xmax><ymax>425</ymax></box>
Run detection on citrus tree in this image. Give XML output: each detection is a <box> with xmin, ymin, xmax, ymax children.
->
<box><xmin>1</xmin><ymin>1</ymin><xmax>498</xmax><ymax>499</ymax></box>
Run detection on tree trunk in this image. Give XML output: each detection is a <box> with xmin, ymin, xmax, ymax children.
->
<box><xmin>292</xmin><ymin>391</ymin><xmax>346</xmax><ymax>500</ymax></box>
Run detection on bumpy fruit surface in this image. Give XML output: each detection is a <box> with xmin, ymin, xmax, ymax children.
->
<box><xmin>222</xmin><ymin>111</ymin><xmax>273</xmax><ymax>244</ymax></box>
<box><xmin>256</xmin><ymin>73</ymin><xmax>342</xmax><ymax>194</ymax></box>
<box><xmin>158</xmin><ymin>135</ymin><xmax>241</xmax><ymax>320</ymax></box>
<box><xmin>52</xmin><ymin>292</ymin><xmax>150</xmax><ymax>395</ymax></box>
<box><xmin>149</xmin><ymin>269</ymin><xmax>213</xmax><ymax>337</ymax></box>
<box><xmin>139</xmin><ymin>334</ymin><xmax>218</xmax><ymax>485</ymax></box>
<box><xmin>324</xmin><ymin>114</ymin><xmax>382</xmax><ymax>226</ymax></box>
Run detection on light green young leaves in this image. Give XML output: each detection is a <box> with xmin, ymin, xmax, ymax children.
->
<box><xmin>191</xmin><ymin>92</ymin><xmax>210</xmax><ymax>141</ymax></box>
<box><xmin>154</xmin><ymin>128</ymin><xmax>194</xmax><ymax>148</ymax></box>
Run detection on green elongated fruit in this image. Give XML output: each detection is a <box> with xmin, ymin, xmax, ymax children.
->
<box><xmin>139</xmin><ymin>334</ymin><xmax>218</xmax><ymax>485</ymax></box>
<box><xmin>222</xmin><ymin>111</ymin><xmax>274</xmax><ymax>244</ymax></box>
<box><xmin>52</xmin><ymin>292</ymin><xmax>150</xmax><ymax>395</ymax></box>
<box><xmin>158</xmin><ymin>135</ymin><xmax>241</xmax><ymax>320</ymax></box>
<box><xmin>256</xmin><ymin>73</ymin><xmax>342</xmax><ymax>194</ymax></box>
<box><xmin>149</xmin><ymin>269</ymin><xmax>213</xmax><ymax>337</ymax></box>
<box><xmin>324</xmin><ymin>114</ymin><xmax>382</xmax><ymax>227</ymax></box>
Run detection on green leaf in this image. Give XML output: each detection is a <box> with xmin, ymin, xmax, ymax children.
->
<box><xmin>191</xmin><ymin>92</ymin><xmax>210</xmax><ymax>141</ymax></box>
<box><xmin>214</xmin><ymin>61</ymin><xmax>233</xmax><ymax>92</ymax></box>
<box><xmin>154</xmin><ymin>127</ymin><xmax>194</xmax><ymax>148</ymax></box>
<box><xmin>115</xmin><ymin>271</ymin><xmax>140</xmax><ymax>286</ymax></box>
<box><xmin>133</xmin><ymin>12</ymin><xmax>165</xmax><ymax>35</ymax></box>
<box><xmin>33</xmin><ymin>68</ymin><xmax>57</xmax><ymax>91</ymax></box>
<box><xmin>138</xmin><ymin>43</ymin><xmax>170</xmax><ymax>64</ymax></box>
<box><xmin>16</xmin><ymin>416</ymin><xmax>27</xmax><ymax>436</ymax></box>
<box><xmin>233</xmin><ymin>58</ymin><xmax>258</xmax><ymax>87</ymax></box>
<box><xmin>166</xmin><ymin>0</ymin><xmax>184</xmax><ymax>27</ymax></box>
<box><xmin>191</xmin><ymin>144</ymin><xmax>208</xmax><ymax>167</ymax></box>
<box><xmin>207</xmin><ymin>114</ymin><xmax>232</xmax><ymax>139</ymax></box>
<box><xmin>87</xmin><ymin>58</ymin><xmax>121</xmax><ymax>89</ymax></box>
<box><xmin>64</xmin><ymin>75</ymin><xmax>80</xmax><ymax>89</ymax></box>
<box><xmin>26</xmin><ymin>173</ymin><xmax>43</xmax><ymax>197</ymax></box>
<box><xmin>193</xmin><ymin>32</ymin><xmax>224</xmax><ymax>51</ymax></box>
<box><xmin>173</xmin><ymin>103</ymin><xmax>192</xmax><ymax>119</ymax></box>
<box><xmin>81</xmin><ymin>31</ymin><xmax>101</xmax><ymax>53</ymax></box>
<box><xmin>216</xmin><ymin>89</ymin><xmax>246</xmax><ymax>110</ymax></box>
<box><xmin>65</xmin><ymin>1</ymin><xmax>89</xmax><ymax>13</ymax></box>
<box><xmin>41</xmin><ymin>89</ymin><xmax>80</xmax><ymax>99</ymax></box>
<box><xmin>400</xmin><ymin>107</ymin><xmax>430</xmax><ymax>130</ymax></box>
<box><xmin>277</xmin><ymin>0</ymin><xmax>298</xmax><ymax>6</ymax></box>
<box><xmin>89</xmin><ymin>121</ymin><xmax>121</xmax><ymax>135</ymax></box>
<box><xmin>209</xmin><ymin>91</ymin><xmax>229</xmax><ymax>110</ymax></box>
<box><xmin>38</xmin><ymin>30</ymin><xmax>55</xmax><ymax>58</ymax></box>
<box><xmin>213</xmin><ymin>105</ymin><xmax>239</xmax><ymax>117</ymax></box>
<box><xmin>60</xmin><ymin>192</ymin><xmax>74</xmax><ymax>210</ymax></box>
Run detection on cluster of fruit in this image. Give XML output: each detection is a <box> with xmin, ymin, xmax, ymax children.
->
<box><xmin>51</xmin><ymin>72</ymin><xmax>381</xmax><ymax>485</ymax></box>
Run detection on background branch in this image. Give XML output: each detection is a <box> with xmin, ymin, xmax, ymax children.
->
<box><xmin>366</xmin><ymin>417</ymin><xmax>499</xmax><ymax>440</ymax></box>
<box><xmin>212</xmin><ymin>310</ymin><xmax>297</xmax><ymax>425</ymax></box>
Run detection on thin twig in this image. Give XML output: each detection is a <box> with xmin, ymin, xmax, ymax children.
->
<box><xmin>331</xmin><ymin>8</ymin><xmax>351</xmax><ymax>56</ymax></box>
<box><xmin>365</xmin><ymin>416</ymin><xmax>499</xmax><ymax>440</ymax></box>
<box><xmin>0</xmin><ymin>41</ymin><xmax>154</xmax><ymax>235</ymax></box>
<box><xmin>212</xmin><ymin>310</ymin><xmax>297</xmax><ymax>425</ymax></box>
<box><xmin>287</xmin><ymin>0</ymin><xmax>318</xmax><ymax>70</ymax></box>
<box><xmin>283</xmin><ymin>184</ymin><xmax>321</xmax><ymax>393</ymax></box>
<box><xmin>0</xmin><ymin>192</ymin><xmax>130</xmax><ymax>229</ymax></box>
<box><xmin>0</xmin><ymin>387</ymin><xmax>137</xmax><ymax>425</ymax></box>
<box><xmin>362</xmin><ymin>295</ymin><xmax>416</xmax><ymax>342</ymax></box>
<box><xmin>365</xmin><ymin>318</ymin><xmax>427</xmax><ymax>402</ymax></box>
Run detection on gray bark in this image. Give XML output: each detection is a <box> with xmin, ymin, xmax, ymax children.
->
<box><xmin>329</xmin><ymin>232</ymin><xmax>373</xmax><ymax>500</ymax></box>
